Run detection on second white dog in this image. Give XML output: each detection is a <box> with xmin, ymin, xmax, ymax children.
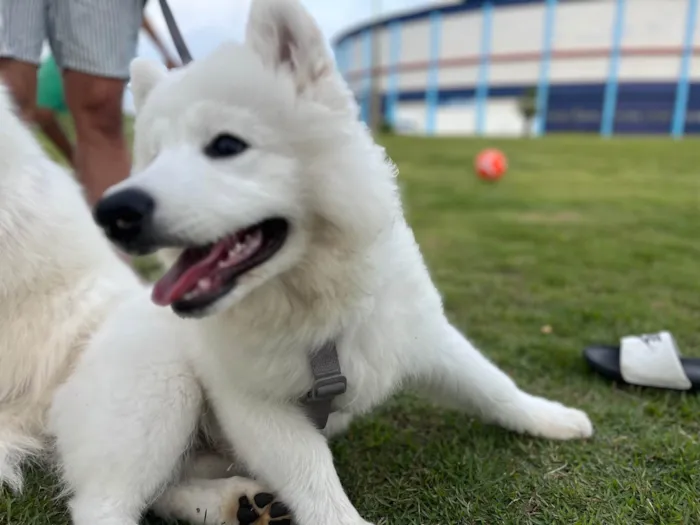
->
<box><xmin>49</xmin><ymin>1</ymin><xmax>593</xmax><ymax>524</ymax></box>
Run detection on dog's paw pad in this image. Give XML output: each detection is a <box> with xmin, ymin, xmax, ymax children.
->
<box><xmin>254</xmin><ymin>493</ymin><xmax>275</xmax><ymax>508</ymax></box>
<box><xmin>236</xmin><ymin>496</ymin><xmax>260</xmax><ymax>524</ymax></box>
<box><xmin>229</xmin><ymin>492</ymin><xmax>292</xmax><ymax>525</ymax></box>
<box><xmin>269</xmin><ymin>502</ymin><xmax>291</xmax><ymax>520</ymax></box>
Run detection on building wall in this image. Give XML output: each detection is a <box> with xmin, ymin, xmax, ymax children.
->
<box><xmin>333</xmin><ymin>0</ymin><xmax>700</xmax><ymax>136</ymax></box>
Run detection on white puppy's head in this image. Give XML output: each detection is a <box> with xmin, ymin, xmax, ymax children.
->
<box><xmin>95</xmin><ymin>0</ymin><xmax>398</xmax><ymax>318</ymax></box>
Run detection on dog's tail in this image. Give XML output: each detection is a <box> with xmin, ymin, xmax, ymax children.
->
<box><xmin>0</xmin><ymin>415</ymin><xmax>44</xmax><ymax>493</ymax></box>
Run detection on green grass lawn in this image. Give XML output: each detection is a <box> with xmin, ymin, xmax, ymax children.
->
<box><xmin>3</xmin><ymin>133</ymin><xmax>700</xmax><ymax>524</ymax></box>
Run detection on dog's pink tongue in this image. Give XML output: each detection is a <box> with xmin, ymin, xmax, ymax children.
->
<box><xmin>151</xmin><ymin>242</ymin><xmax>229</xmax><ymax>306</ymax></box>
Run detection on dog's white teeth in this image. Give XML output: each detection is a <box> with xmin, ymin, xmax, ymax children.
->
<box><xmin>246</xmin><ymin>231</ymin><xmax>263</xmax><ymax>250</ymax></box>
<box><xmin>216</xmin><ymin>231</ymin><xmax>264</xmax><ymax>271</ymax></box>
<box><xmin>217</xmin><ymin>249</ymin><xmax>238</xmax><ymax>269</ymax></box>
<box><xmin>197</xmin><ymin>278</ymin><xmax>212</xmax><ymax>291</ymax></box>
<box><xmin>183</xmin><ymin>291</ymin><xmax>197</xmax><ymax>300</ymax></box>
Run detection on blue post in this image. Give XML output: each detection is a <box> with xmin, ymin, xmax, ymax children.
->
<box><xmin>335</xmin><ymin>39</ymin><xmax>349</xmax><ymax>80</ymax></box>
<box><xmin>332</xmin><ymin>43</ymin><xmax>340</xmax><ymax>73</ymax></box>
<box><xmin>671</xmin><ymin>0</ymin><xmax>699</xmax><ymax>138</ymax></box>
<box><xmin>475</xmin><ymin>0</ymin><xmax>493</xmax><ymax>136</ymax></box>
<box><xmin>361</xmin><ymin>29</ymin><xmax>373</xmax><ymax>125</ymax></box>
<box><xmin>601</xmin><ymin>0</ymin><xmax>626</xmax><ymax>137</ymax></box>
<box><xmin>386</xmin><ymin>21</ymin><xmax>401</xmax><ymax>127</ymax></box>
<box><xmin>535</xmin><ymin>0</ymin><xmax>557</xmax><ymax>136</ymax></box>
<box><xmin>425</xmin><ymin>10</ymin><xmax>441</xmax><ymax>135</ymax></box>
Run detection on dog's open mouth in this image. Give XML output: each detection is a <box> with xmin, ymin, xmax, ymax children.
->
<box><xmin>151</xmin><ymin>218</ymin><xmax>289</xmax><ymax>312</ymax></box>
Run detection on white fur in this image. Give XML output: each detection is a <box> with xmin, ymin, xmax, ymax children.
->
<box><xmin>39</xmin><ymin>1</ymin><xmax>593</xmax><ymax>525</ymax></box>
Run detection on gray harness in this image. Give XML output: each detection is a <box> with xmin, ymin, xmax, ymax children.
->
<box><xmin>299</xmin><ymin>341</ymin><xmax>348</xmax><ymax>429</ymax></box>
<box><xmin>158</xmin><ymin>0</ymin><xmax>348</xmax><ymax>431</ymax></box>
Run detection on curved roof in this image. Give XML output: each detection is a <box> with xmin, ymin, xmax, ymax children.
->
<box><xmin>332</xmin><ymin>0</ymin><xmax>585</xmax><ymax>46</ymax></box>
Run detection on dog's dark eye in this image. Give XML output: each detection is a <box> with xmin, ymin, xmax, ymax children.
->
<box><xmin>204</xmin><ymin>133</ymin><xmax>249</xmax><ymax>159</ymax></box>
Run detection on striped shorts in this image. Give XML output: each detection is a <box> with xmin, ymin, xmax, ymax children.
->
<box><xmin>0</xmin><ymin>0</ymin><xmax>144</xmax><ymax>80</ymax></box>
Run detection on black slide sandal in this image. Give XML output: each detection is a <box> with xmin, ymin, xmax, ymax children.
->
<box><xmin>583</xmin><ymin>331</ymin><xmax>700</xmax><ymax>392</ymax></box>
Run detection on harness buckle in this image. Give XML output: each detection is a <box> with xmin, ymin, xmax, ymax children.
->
<box><xmin>307</xmin><ymin>374</ymin><xmax>347</xmax><ymax>401</ymax></box>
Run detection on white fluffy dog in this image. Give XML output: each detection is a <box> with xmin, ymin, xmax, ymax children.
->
<box><xmin>3</xmin><ymin>0</ymin><xmax>592</xmax><ymax>524</ymax></box>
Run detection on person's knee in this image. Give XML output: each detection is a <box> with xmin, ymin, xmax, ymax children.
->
<box><xmin>9</xmin><ymin>89</ymin><xmax>35</xmax><ymax>119</ymax></box>
<box><xmin>32</xmin><ymin>107</ymin><xmax>52</xmax><ymax>127</ymax></box>
<box><xmin>67</xmin><ymin>77</ymin><xmax>124</xmax><ymax>140</ymax></box>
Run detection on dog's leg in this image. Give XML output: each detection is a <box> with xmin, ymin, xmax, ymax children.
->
<box><xmin>152</xmin><ymin>475</ymin><xmax>293</xmax><ymax>525</ymax></box>
<box><xmin>323</xmin><ymin>412</ymin><xmax>355</xmax><ymax>439</ymax></box>
<box><xmin>54</xmin><ymin>384</ymin><xmax>202</xmax><ymax>525</ymax></box>
<box><xmin>49</xmin><ymin>307</ymin><xmax>205</xmax><ymax>525</ymax></box>
<box><xmin>152</xmin><ymin>451</ymin><xmax>293</xmax><ymax>524</ymax></box>
<box><xmin>211</xmin><ymin>394</ymin><xmax>373</xmax><ymax>525</ymax></box>
<box><xmin>52</xmin><ymin>366</ymin><xmax>202</xmax><ymax>525</ymax></box>
<box><xmin>414</xmin><ymin>321</ymin><xmax>593</xmax><ymax>440</ymax></box>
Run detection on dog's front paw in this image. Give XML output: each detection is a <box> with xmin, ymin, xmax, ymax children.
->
<box><xmin>518</xmin><ymin>394</ymin><xmax>593</xmax><ymax>440</ymax></box>
<box><xmin>222</xmin><ymin>477</ymin><xmax>292</xmax><ymax>525</ymax></box>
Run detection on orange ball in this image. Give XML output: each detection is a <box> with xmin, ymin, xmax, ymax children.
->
<box><xmin>475</xmin><ymin>148</ymin><xmax>508</xmax><ymax>181</ymax></box>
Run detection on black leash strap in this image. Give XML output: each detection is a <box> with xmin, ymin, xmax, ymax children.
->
<box><xmin>158</xmin><ymin>0</ymin><xmax>193</xmax><ymax>64</ymax></box>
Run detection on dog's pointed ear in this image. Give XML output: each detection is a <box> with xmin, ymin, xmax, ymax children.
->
<box><xmin>129</xmin><ymin>58</ymin><xmax>167</xmax><ymax>112</ymax></box>
<box><xmin>245</xmin><ymin>0</ymin><xmax>332</xmax><ymax>92</ymax></box>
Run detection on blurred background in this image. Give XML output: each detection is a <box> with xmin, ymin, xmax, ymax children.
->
<box><xmin>332</xmin><ymin>0</ymin><xmax>700</xmax><ymax>137</ymax></box>
<box><xmin>5</xmin><ymin>2</ymin><xmax>700</xmax><ymax>524</ymax></box>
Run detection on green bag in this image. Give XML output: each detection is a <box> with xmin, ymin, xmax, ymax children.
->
<box><xmin>36</xmin><ymin>55</ymin><xmax>67</xmax><ymax>113</ymax></box>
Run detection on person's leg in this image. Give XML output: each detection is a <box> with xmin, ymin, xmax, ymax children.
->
<box><xmin>0</xmin><ymin>59</ymin><xmax>38</xmax><ymax>121</ymax></box>
<box><xmin>0</xmin><ymin>0</ymin><xmax>46</xmax><ymax>121</ymax></box>
<box><xmin>51</xmin><ymin>0</ymin><xmax>143</xmax><ymax>206</ymax></box>
<box><xmin>33</xmin><ymin>107</ymin><xmax>74</xmax><ymax>164</ymax></box>
<box><xmin>62</xmin><ymin>72</ymin><xmax>129</xmax><ymax>205</ymax></box>
<box><xmin>34</xmin><ymin>54</ymin><xmax>74</xmax><ymax>163</ymax></box>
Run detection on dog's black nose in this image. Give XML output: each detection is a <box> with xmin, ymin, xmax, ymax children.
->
<box><xmin>93</xmin><ymin>188</ymin><xmax>155</xmax><ymax>252</ymax></box>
